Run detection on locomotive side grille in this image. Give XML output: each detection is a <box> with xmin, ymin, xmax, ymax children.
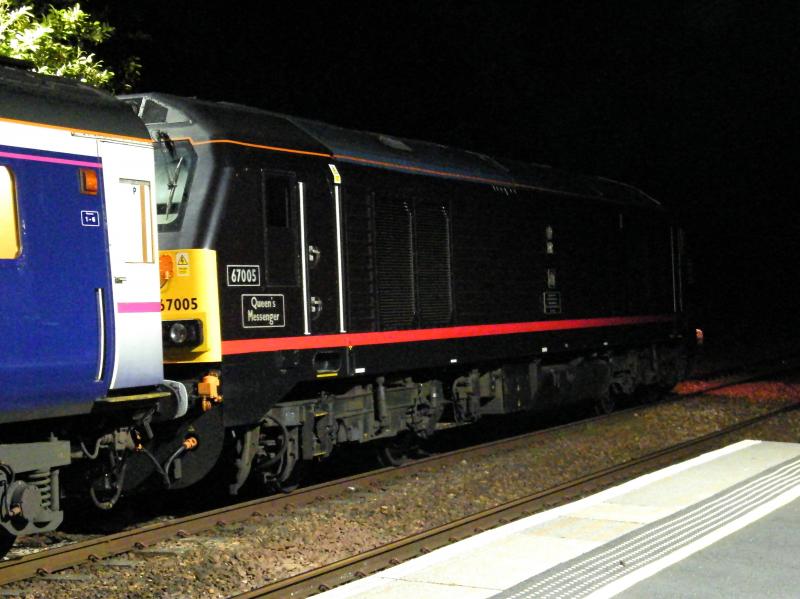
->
<box><xmin>451</xmin><ymin>194</ymin><xmax>540</xmax><ymax>323</ymax></box>
<box><xmin>344</xmin><ymin>189</ymin><xmax>378</xmax><ymax>331</ymax></box>
<box><xmin>375</xmin><ymin>196</ymin><xmax>416</xmax><ymax>329</ymax></box>
<box><xmin>415</xmin><ymin>201</ymin><xmax>453</xmax><ymax>326</ymax></box>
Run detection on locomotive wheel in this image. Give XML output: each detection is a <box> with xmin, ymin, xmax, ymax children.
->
<box><xmin>376</xmin><ymin>432</ymin><xmax>415</xmax><ymax>467</ymax></box>
<box><xmin>272</xmin><ymin>460</ymin><xmax>306</xmax><ymax>494</ymax></box>
<box><xmin>257</xmin><ymin>455</ymin><xmax>306</xmax><ymax>495</ymax></box>
<box><xmin>0</xmin><ymin>529</ymin><xmax>15</xmax><ymax>559</ymax></box>
<box><xmin>594</xmin><ymin>392</ymin><xmax>616</xmax><ymax>415</ymax></box>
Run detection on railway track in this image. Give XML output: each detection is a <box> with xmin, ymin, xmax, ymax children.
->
<box><xmin>1</xmin><ymin>359</ymin><xmax>798</xmax><ymax>589</ymax></box>
<box><xmin>233</xmin><ymin>400</ymin><xmax>800</xmax><ymax>598</ymax></box>
<box><xmin>673</xmin><ymin>352</ymin><xmax>800</xmax><ymax>397</ymax></box>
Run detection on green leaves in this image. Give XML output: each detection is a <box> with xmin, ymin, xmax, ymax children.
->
<box><xmin>0</xmin><ymin>1</ymin><xmax>136</xmax><ymax>89</ymax></box>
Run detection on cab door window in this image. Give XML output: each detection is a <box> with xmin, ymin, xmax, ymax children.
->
<box><xmin>0</xmin><ymin>166</ymin><xmax>21</xmax><ymax>259</ymax></box>
<box><xmin>263</xmin><ymin>175</ymin><xmax>298</xmax><ymax>285</ymax></box>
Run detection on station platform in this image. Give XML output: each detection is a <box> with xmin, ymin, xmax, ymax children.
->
<box><xmin>318</xmin><ymin>439</ymin><xmax>800</xmax><ymax>599</ymax></box>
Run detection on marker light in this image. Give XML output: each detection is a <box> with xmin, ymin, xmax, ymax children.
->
<box><xmin>79</xmin><ymin>168</ymin><xmax>98</xmax><ymax>195</ymax></box>
<box><xmin>159</xmin><ymin>254</ymin><xmax>174</xmax><ymax>286</ymax></box>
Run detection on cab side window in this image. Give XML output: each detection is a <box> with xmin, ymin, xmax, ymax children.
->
<box><xmin>0</xmin><ymin>166</ymin><xmax>21</xmax><ymax>259</ymax></box>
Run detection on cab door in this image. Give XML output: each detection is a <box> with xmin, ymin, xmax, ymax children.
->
<box><xmin>299</xmin><ymin>173</ymin><xmax>343</xmax><ymax>335</ymax></box>
<box><xmin>0</xmin><ymin>151</ymin><xmax>111</xmax><ymax>412</ymax></box>
<box><xmin>98</xmin><ymin>141</ymin><xmax>163</xmax><ymax>389</ymax></box>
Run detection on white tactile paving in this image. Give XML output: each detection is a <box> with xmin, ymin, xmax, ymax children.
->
<box><xmin>338</xmin><ymin>579</ymin><xmax>497</xmax><ymax>599</ymax></box>
<box><xmin>569</xmin><ymin>502</ymin><xmax>675</xmax><ymax>524</ymax></box>
<box><xmin>610</xmin><ymin>441</ymin><xmax>800</xmax><ymax>510</ymax></box>
<box><xmin>317</xmin><ymin>440</ymin><xmax>800</xmax><ymax>599</ymax></box>
<box><xmin>398</xmin><ymin>535</ymin><xmax>600</xmax><ymax>589</ymax></box>
<box><xmin>523</xmin><ymin>515</ymin><xmax>642</xmax><ymax>543</ymax></box>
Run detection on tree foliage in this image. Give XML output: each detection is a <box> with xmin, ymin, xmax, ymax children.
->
<box><xmin>0</xmin><ymin>1</ymin><xmax>139</xmax><ymax>89</ymax></box>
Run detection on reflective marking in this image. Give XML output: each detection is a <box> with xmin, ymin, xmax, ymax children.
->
<box><xmin>95</xmin><ymin>288</ymin><xmax>105</xmax><ymax>381</ymax></box>
<box><xmin>0</xmin><ymin>115</ymin><xmax>151</xmax><ymax>144</ymax></box>
<box><xmin>670</xmin><ymin>226</ymin><xmax>677</xmax><ymax>313</ymax></box>
<box><xmin>0</xmin><ymin>149</ymin><xmax>102</xmax><ymax>168</ymax></box>
<box><xmin>191</xmin><ymin>138</ymin><xmax>330</xmax><ymax>158</ymax></box>
<box><xmin>334</xmin><ymin>185</ymin><xmax>346</xmax><ymax>333</ymax></box>
<box><xmin>117</xmin><ymin>302</ymin><xmax>161</xmax><ymax>313</ymax></box>
<box><xmin>221</xmin><ymin>314</ymin><xmax>675</xmax><ymax>355</ymax></box>
<box><xmin>329</xmin><ymin>163</ymin><xmax>342</xmax><ymax>184</ymax></box>
<box><xmin>165</xmin><ymin>136</ymin><xmax>657</xmax><ymax>204</ymax></box>
<box><xmin>299</xmin><ymin>182</ymin><xmax>310</xmax><ymax>335</ymax></box>
<box><xmin>677</xmin><ymin>230</ymin><xmax>684</xmax><ymax>313</ymax></box>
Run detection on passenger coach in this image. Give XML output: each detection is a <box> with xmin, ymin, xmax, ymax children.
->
<box><xmin>123</xmin><ymin>93</ymin><xmax>691</xmax><ymax>491</ymax></box>
<box><xmin>0</xmin><ymin>62</ymin><xmax>165</xmax><ymax>548</ymax></box>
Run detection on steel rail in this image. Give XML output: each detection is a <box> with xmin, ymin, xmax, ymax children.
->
<box><xmin>673</xmin><ymin>354</ymin><xmax>800</xmax><ymax>398</ymax></box>
<box><xmin>1</xmin><ymin>359</ymin><xmax>797</xmax><ymax>586</ymax></box>
<box><xmin>232</xmin><ymin>400</ymin><xmax>800</xmax><ymax>598</ymax></box>
<box><xmin>0</xmin><ymin>409</ymin><xmax>626</xmax><ymax>585</ymax></box>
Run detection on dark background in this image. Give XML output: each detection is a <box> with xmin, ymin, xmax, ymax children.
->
<box><xmin>89</xmin><ymin>1</ymin><xmax>800</xmax><ymax>344</ymax></box>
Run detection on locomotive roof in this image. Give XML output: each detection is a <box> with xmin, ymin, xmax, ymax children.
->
<box><xmin>124</xmin><ymin>92</ymin><xmax>659</xmax><ymax>207</ymax></box>
<box><xmin>0</xmin><ymin>63</ymin><xmax>148</xmax><ymax>139</ymax></box>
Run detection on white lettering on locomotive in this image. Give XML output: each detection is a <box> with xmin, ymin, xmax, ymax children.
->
<box><xmin>227</xmin><ymin>264</ymin><xmax>261</xmax><ymax>287</ymax></box>
<box><xmin>241</xmin><ymin>293</ymin><xmax>285</xmax><ymax>328</ymax></box>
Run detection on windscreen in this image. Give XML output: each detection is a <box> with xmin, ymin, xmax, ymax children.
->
<box><xmin>154</xmin><ymin>135</ymin><xmax>196</xmax><ymax>231</ymax></box>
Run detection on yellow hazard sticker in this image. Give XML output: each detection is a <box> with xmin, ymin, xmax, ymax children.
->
<box><xmin>328</xmin><ymin>163</ymin><xmax>342</xmax><ymax>185</ymax></box>
<box><xmin>175</xmin><ymin>252</ymin><xmax>190</xmax><ymax>276</ymax></box>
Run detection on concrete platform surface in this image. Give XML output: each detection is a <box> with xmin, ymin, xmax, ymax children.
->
<box><xmin>316</xmin><ymin>439</ymin><xmax>800</xmax><ymax>599</ymax></box>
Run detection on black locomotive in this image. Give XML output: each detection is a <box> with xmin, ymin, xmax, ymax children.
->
<box><xmin>122</xmin><ymin>92</ymin><xmax>691</xmax><ymax>492</ymax></box>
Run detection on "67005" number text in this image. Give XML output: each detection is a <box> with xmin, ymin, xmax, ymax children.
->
<box><xmin>161</xmin><ymin>297</ymin><xmax>198</xmax><ymax>311</ymax></box>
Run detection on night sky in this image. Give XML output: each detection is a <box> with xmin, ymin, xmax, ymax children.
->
<box><xmin>89</xmin><ymin>1</ymin><xmax>800</xmax><ymax>341</ymax></box>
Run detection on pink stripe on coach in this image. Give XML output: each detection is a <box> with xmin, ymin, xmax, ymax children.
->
<box><xmin>117</xmin><ymin>302</ymin><xmax>161</xmax><ymax>314</ymax></box>
<box><xmin>0</xmin><ymin>149</ymin><xmax>103</xmax><ymax>169</ymax></box>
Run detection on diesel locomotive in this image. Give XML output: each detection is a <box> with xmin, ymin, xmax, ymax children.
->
<box><xmin>0</xmin><ymin>61</ymin><xmax>691</xmax><ymax>555</ymax></box>
<box><xmin>121</xmin><ymin>92</ymin><xmax>691</xmax><ymax>493</ymax></box>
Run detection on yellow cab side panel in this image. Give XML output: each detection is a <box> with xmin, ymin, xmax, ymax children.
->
<box><xmin>160</xmin><ymin>248</ymin><xmax>222</xmax><ymax>363</ymax></box>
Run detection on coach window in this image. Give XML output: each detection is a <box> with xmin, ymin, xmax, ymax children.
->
<box><xmin>0</xmin><ymin>166</ymin><xmax>21</xmax><ymax>259</ymax></box>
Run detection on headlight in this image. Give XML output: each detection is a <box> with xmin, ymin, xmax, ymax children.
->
<box><xmin>162</xmin><ymin>320</ymin><xmax>203</xmax><ymax>348</ymax></box>
<box><xmin>169</xmin><ymin>322</ymin><xmax>188</xmax><ymax>344</ymax></box>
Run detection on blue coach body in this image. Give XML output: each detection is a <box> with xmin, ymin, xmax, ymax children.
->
<box><xmin>0</xmin><ymin>143</ymin><xmax>114</xmax><ymax>419</ymax></box>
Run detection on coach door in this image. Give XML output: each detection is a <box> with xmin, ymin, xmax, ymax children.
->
<box><xmin>298</xmin><ymin>175</ymin><xmax>342</xmax><ymax>336</ymax></box>
<box><xmin>0</xmin><ymin>154</ymin><xmax>111</xmax><ymax>409</ymax></box>
<box><xmin>98</xmin><ymin>141</ymin><xmax>163</xmax><ymax>389</ymax></box>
